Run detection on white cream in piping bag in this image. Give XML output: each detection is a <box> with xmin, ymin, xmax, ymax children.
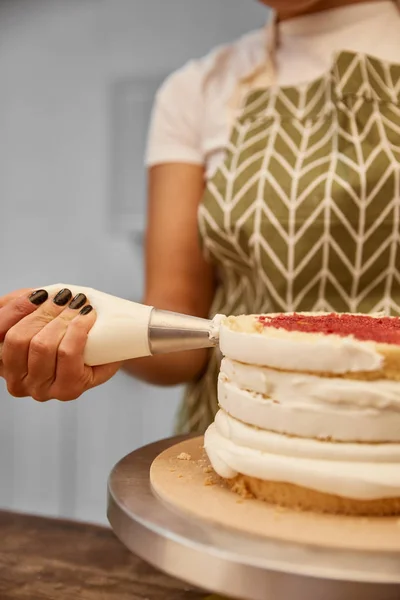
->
<box><xmin>41</xmin><ymin>284</ymin><xmax>153</xmax><ymax>365</ymax></box>
<box><xmin>41</xmin><ymin>285</ymin><xmax>224</xmax><ymax>365</ymax></box>
<box><xmin>0</xmin><ymin>284</ymin><xmax>223</xmax><ymax>366</ymax></box>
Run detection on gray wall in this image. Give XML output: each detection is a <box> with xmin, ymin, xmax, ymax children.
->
<box><xmin>0</xmin><ymin>0</ymin><xmax>268</xmax><ymax>524</ymax></box>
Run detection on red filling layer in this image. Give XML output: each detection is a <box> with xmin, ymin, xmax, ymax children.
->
<box><xmin>258</xmin><ymin>313</ymin><xmax>400</xmax><ymax>345</ymax></box>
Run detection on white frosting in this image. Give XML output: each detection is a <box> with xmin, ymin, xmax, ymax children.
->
<box><xmin>218</xmin><ymin>376</ymin><xmax>400</xmax><ymax>442</ymax></box>
<box><xmin>209</xmin><ymin>315</ymin><xmax>400</xmax><ymax>502</ymax></box>
<box><xmin>204</xmin><ymin>417</ymin><xmax>400</xmax><ymax>500</ymax></box>
<box><xmin>218</xmin><ymin>358</ymin><xmax>400</xmax><ymax>442</ymax></box>
<box><xmin>209</xmin><ymin>314</ymin><xmax>225</xmax><ymax>345</ymax></box>
<box><xmin>214</xmin><ymin>410</ymin><xmax>400</xmax><ymax>462</ymax></box>
<box><xmin>41</xmin><ymin>284</ymin><xmax>153</xmax><ymax>366</ymax></box>
<box><xmin>221</xmin><ymin>358</ymin><xmax>400</xmax><ymax>409</ymax></box>
<box><xmin>219</xmin><ymin>322</ymin><xmax>384</xmax><ymax>373</ymax></box>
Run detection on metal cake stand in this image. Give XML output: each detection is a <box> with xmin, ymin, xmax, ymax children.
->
<box><xmin>107</xmin><ymin>436</ymin><xmax>400</xmax><ymax>600</ymax></box>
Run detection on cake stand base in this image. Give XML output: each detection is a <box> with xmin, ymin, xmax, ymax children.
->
<box><xmin>107</xmin><ymin>436</ymin><xmax>400</xmax><ymax>600</ymax></box>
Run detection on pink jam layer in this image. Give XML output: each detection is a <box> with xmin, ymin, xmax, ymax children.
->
<box><xmin>258</xmin><ymin>313</ymin><xmax>400</xmax><ymax>345</ymax></box>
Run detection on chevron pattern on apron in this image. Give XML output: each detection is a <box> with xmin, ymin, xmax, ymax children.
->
<box><xmin>177</xmin><ymin>49</ymin><xmax>400</xmax><ymax>435</ymax></box>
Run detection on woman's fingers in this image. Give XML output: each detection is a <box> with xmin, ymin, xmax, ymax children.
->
<box><xmin>0</xmin><ymin>288</ymin><xmax>47</xmax><ymax>378</ymax></box>
<box><xmin>2</xmin><ymin>288</ymin><xmax>87</xmax><ymax>397</ymax></box>
<box><xmin>0</xmin><ymin>288</ymin><xmax>34</xmax><ymax>309</ymax></box>
<box><xmin>25</xmin><ymin>295</ymin><xmax>93</xmax><ymax>401</ymax></box>
<box><xmin>1</xmin><ymin>285</ymin><xmax>121</xmax><ymax>402</ymax></box>
<box><xmin>0</xmin><ymin>289</ymin><xmax>45</xmax><ymax>342</ymax></box>
<box><xmin>50</xmin><ymin>306</ymin><xmax>121</xmax><ymax>401</ymax></box>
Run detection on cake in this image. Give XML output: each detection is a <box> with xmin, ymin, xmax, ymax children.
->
<box><xmin>204</xmin><ymin>312</ymin><xmax>400</xmax><ymax>516</ymax></box>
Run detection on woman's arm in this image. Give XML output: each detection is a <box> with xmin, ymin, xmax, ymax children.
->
<box><xmin>123</xmin><ymin>162</ymin><xmax>216</xmax><ymax>386</ymax></box>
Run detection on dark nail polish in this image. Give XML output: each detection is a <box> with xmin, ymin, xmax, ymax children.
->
<box><xmin>80</xmin><ymin>305</ymin><xmax>93</xmax><ymax>316</ymax></box>
<box><xmin>69</xmin><ymin>293</ymin><xmax>87</xmax><ymax>310</ymax></box>
<box><xmin>53</xmin><ymin>288</ymin><xmax>72</xmax><ymax>307</ymax></box>
<box><xmin>29</xmin><ymin>290</ymin><xmax>49</xmax><ymax>306</ymax></box>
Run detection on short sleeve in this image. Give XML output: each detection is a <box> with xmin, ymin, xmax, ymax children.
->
<box><xmin>145</xmin><ymin>61</ymin><xmax>205</xmax><ymax>167</ymax></box>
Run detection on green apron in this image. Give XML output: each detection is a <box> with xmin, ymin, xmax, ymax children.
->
<box><xmin>177</xmin><ymin>50</ymin><xmax>400</xmax><ymax>435</ymax></box>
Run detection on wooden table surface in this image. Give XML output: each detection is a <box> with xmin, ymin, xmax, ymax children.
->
<box><xmin>0</xmin><ymin>510</ymin><xmax>209</xmax><ymax>600</ymax></box>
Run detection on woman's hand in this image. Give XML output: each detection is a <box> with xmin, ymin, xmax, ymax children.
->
<box><xmin>0</xmin><ymin>287</ymin><xmax>121</xmax><ymax>402</ymax></box>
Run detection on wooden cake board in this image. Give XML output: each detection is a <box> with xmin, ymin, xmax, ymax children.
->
<box><xmin>150</xmin><ymin>437</ymin><xmax>400</xmax><ymax>553</ymax></box>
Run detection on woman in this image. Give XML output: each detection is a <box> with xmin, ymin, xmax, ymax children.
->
<box><xmin>1</xmin><ymin>0</ymin><xmax>399</xmax><ymax>434</ymax></box>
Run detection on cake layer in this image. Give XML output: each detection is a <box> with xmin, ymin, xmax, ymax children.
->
<box><xmin>218</xmin><ymin>374</ymin><xmax>400</xmax><ymax>442</ymax></box>
<box><xmin>259</xmin><ymin>313</ymin><xmax>400</xmax><ymax>344</ymax></box>
<box><xmin>214</xmin><ymin>409</ymin><xmax>400</xmax><ymax>462</ymax></box>
<box><xmin>220</xmin><ymin>313</ymin><xmax>400</xmax><ymax>378</ymax></box>
<box><xmin>226</xmin><ymin>476</ymin><xmax>400</xmax><ymax>516</ymax></box>
<box><xmin>221</xmin><ymin>357</ymin><xmax>400</xmax><ymax>409</ymax></box>
<box><xmin>204</xmin><ymin>420</ymin><xmax>400</xmax><ymax>501</ymax></box>
<box><xmin>220</xmin><ymin>315</ymin><xmax>385</xmax><ymax>374</ymax></box>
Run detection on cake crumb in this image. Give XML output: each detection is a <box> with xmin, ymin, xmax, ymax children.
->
<box><xmin>229</xmin><ymin>479</ymin><xmax>254</xmax><ymax>499</ymax></box>
<box><xmin>254</xmin><ymin>320</ymin><xmax>264</xmax><ymax>333</ymax></box>
<box><xmin>177</xmin><ymin>474</ymin><xmax>184</xmax><ymax>478</ymax></box>
<box><xmin>169</xmin><ymin>468</ymin><xmax>177</xmax><ymax>472</ymax></box>
<box><xmin>204</xmin><ymin>476</ymin><xmax>216</xmax><ymax>486</ymax></box>
<box><xmin>177</xmin><ymin>452</ymin><xmax>192</xmax><ymax>461</ymax></box>
<box><xmin>203</xmin><ymin>466</ymin><xmax>213</xmax><ymax>474</ymax></box>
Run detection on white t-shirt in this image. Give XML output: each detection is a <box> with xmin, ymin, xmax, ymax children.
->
<box><xmin>146</xmin><ymin>1</ymin><xmax>400</xmax><ymax>179</ymax></box>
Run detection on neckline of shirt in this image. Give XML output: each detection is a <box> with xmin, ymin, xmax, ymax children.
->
<box><xmin>277</xmin><ymin>1</ymin><xmax>398</xmax><ymax>38</ymax></box>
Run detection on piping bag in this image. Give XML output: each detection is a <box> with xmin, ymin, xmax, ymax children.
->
<box><xmin>0</xmin><ymin>284</ymin><xmax>223</xmax><ymax>365</ymax></box>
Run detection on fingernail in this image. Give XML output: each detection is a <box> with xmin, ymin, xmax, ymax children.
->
<box><xmin>79</xmin><ymin>305</ymin><xmax>93</xmax><ymax>316</ymax></box>
<box><xmin>69</xmin><ymin>293</ymin><xmax>87</xmax><ymax>310</ymax></box>
<box><xmin>53</xmin><ymin>288</ymin><xmax>72</xmax><ymax>307</ymax></box>
<box><xmin>29</xmin><ymin>290</ymin><xmax>49</xmax><ymax>305</ymax></box>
